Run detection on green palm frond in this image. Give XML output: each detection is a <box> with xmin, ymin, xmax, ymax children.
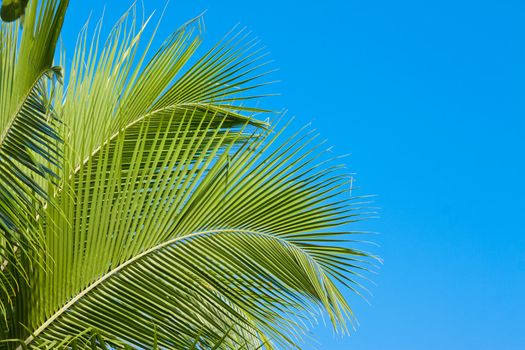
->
<box><xmin>0</xmin><ymin>0</ymin><xmax>68</xmax><ymax>231</ymax></box>
<box><xmin>0</xmin><ymin>69</ymin><xmax>62</xmax><ymax>310</ymax></box>
<box><xmin>0</xmin><ymin>2</ymin><xmax>377</xmax><ymax>349</ymax></box>
<box><xmin>57</xmin><ymin>7</ymin><xmax>268</xmax><ymax>170</ymax></box>
<box><xmin>0</xmin><ymin>1</ymin><xmax>68</xmax><ymax>326</ymax></box>
<box><xmin>19</xmin><ymin>119</ymin><xmax>374</xmax><ymax>349</ymax></box>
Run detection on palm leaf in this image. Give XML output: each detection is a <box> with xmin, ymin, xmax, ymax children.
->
<box><xmin>0</xmin><ymin>1</ymin><xmax>68</xmax><ymax>329</ymax></box>
<box><xmin>1</xmin><ymin>3</ymin><xmax>377</xmax><ymax>349</ymax></box>
<box><xmin>17</xmin><ymin>118</ymin><xmax>374</xmax><ymax>349</ymax></box>
<box><xmin>56</xmin><ymin>7</ymin><xmax>268</xmax><ymax>170</ymax></box>
<box><xmin>0</xmin><ymin>0</ymin><xmax>68</xmax><ymax>232</ymax></box>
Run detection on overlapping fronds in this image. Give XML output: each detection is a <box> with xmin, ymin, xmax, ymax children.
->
<box><xmin>0</xmin><ymin>2</ymin><xmax>376</xmax><ymax>349</ymax></box>
<box><xmin>55</xmin><ymin>6</ymin><xmax>269</xmax><ymax>168</ymax></box>
<box><xmin>17</xmin><ymin>118</ymin><xmax>374</xmax><ymax>349</ymax></box>
<box><xmin>0</xmin><ymin>0</ymin><xmax>67</xmax><ymax>233</ymax></box>
<box><xmin>0</xmin><ymin>0</ymin><xmax>67</xmax><ymax>331</ymax></box>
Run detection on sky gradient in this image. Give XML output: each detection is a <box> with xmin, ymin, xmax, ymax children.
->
<box><xmin>62</xmin><ymin>1</ymin><xmax>525</xmax><ymax>349</ymax></box>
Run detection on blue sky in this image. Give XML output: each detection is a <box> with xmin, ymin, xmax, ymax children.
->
<box><xmin>63</xmin><ymin>1</ymin><xmax>525</xmax><ymax>349</ymax></box>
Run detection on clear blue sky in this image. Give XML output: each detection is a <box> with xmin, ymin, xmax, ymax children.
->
<box><xmin>62</xmin><ymin>1</ymin><xmax>525</xmax><ymax>349</ymax></box>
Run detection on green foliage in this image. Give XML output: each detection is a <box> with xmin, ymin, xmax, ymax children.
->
<box><xmin>0</xmin><ymin>1</ymin><xmax>376</xmax><ymax>349</ymax></box>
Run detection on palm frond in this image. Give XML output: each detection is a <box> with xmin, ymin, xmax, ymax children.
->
<box><xmin>0</xmin><ymin>1</ymin><xmax>68</xmax><ymax>329</ymax></box>
<box><xmin>1</xmin><ymin>3</ymin><xmax>376</xmax><ymax>349</ymax></box>
<box><xmin>0</xmin><ymin>0</ymin><xmax>68</xmax><ymax>232</ymax></box>
<box><xmin>57</xmin><ymin>7</ymin><xmax>269</xmax><ymax>169</ymax></box>
<box><xmin>19</xmin><ymin>119</ymin><xmax>374</xmax><ymax>349</ymax></box>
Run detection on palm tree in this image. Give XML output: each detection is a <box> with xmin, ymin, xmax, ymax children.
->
<box><xmin>0</xmin><ymin>1</ymin><xmax>376</xmax><ymax>349</ymax></box>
